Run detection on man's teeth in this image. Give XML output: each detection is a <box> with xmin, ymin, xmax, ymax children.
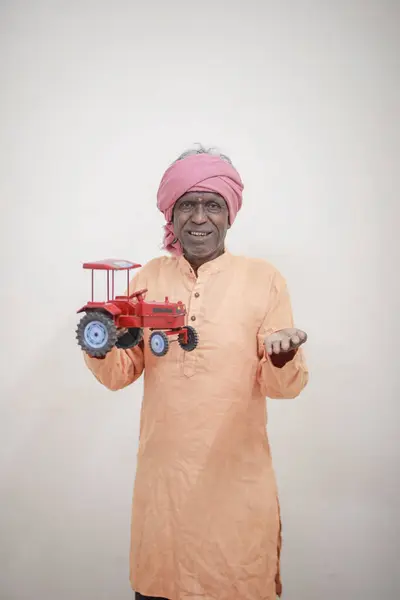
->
<box><xmin>189</xmin><ymin>232</ymin><xmax>208</xmax><ymax>236</ymax></box>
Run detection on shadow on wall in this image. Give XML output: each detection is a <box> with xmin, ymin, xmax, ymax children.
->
<box><xmin>1</xmin><ymin>319</ymin><xmax>143</xmax><ymax>600</ymax></box>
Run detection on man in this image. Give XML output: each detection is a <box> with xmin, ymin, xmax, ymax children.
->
<box><xmin>84</xmin><ymin>147</ymin><xmax>309</xmax><ymax>600</ymax></box>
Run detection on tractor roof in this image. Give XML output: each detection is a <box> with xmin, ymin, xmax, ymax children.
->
<box><xmin>83</xmin><ymin>259</ymin><xmax>142</xmax><ymax>271</ymax></box>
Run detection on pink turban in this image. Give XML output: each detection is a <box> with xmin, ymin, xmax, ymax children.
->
<box><xmin>156</xmin><ymin>153</ymin><xmax>244</xmax><ymax>255</ymax></box>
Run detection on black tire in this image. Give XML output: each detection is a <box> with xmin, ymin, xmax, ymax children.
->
<box><xmin>116</xmin><ymin>327</ymin><xmax>144</xmax><ymax>350</ymax></box>
<box><xmin>178</xmin><ymin>326</ymin><xmax>199</xmax><ymax>352</ymax></box>
<box><xmin>76</xmin><ymin>311</ymin><xmax>117</xmax><ymax>357</ymax></box>
<box><xmin>149</xmin><ymin>330</ymin><xmax>169</xmax><ymax>357</ymax></box>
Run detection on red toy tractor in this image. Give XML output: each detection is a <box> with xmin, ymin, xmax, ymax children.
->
<box><xmin>76</xmin><ymin>259</ymin><xmax>198</xmax><ymax>358</ymax></box>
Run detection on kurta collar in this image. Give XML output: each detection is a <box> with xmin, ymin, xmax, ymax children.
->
<box><xmin>178</xmin><ymin>249</ymin><xmax>232</xmax><ymax>278</ymax></box>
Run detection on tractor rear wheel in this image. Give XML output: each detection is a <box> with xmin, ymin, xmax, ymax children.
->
<box><xmin>149</xmin><ymin>331</ymin><xmax>169</xmax><ymax>357</ymax></box>
<box><xmin>116</xmin><ymin>327</ymin><xmax>144</xmax><ymax>350</ymax></box>
<box><xmin>76</xmin><ymin>311</ymin><xmax>117</xmax><ymax>357</ymax></box>
<box><xmin>178</xmin><ymin>326</ymin><xmax>199</xmax><ymax>352</ymax></box>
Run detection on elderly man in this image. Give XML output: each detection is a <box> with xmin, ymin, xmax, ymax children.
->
<box><xmin>83</xmin><ymin>147</ymin><xmax>308</xmax><ymax>600</ymax></box>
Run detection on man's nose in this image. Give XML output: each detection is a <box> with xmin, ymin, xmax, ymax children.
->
<box><xmin>191</xmin><ymin>204</ymin><xmax>208</xmax><ymax>224</ymax></box>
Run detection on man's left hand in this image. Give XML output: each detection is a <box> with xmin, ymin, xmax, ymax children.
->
<box><xmin>264</xmin><ymin>328</ymin><xmax>307</xmax><ymax>356</ymax></box>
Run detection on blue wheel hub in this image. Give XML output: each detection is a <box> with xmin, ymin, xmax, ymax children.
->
<box><xmin>150</xmin><ymin>332</ymin><xmax>166</xmax><ymax>354</ymax></box>
<box><xmin>84</xmin><ymin>320</ymin><xmax>109</xmax><ymax>349</ymax></box>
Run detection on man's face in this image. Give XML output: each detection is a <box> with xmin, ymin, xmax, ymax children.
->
<box><xmin>173</xmin><ymin>192</ymin><xmax>230</xmax><ymax>265</ymax></box>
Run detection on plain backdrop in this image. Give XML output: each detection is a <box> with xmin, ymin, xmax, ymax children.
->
<box><xmin>0</xmin><ymin>1</ymin><xmax>398</xmax><ymax>599</ymax></box>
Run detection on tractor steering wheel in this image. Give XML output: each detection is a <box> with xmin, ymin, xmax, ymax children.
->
<box><xmin>128</xmin><ymin>288</ymin><xmax>147</xmax><ymax>300</ymax></box>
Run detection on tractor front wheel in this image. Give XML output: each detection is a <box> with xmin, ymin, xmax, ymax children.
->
<box><xmin>76</xmin><ymin>311</ymin><xmax>117</xmax><ymax>357</ymax></box>
<box><xmin>149</xmin><ymin>331</ymin><xmax>169</xmax><ymax>357</ymax></box>
<box><xmin>178</xmin><ymin>326</ymin><xmax>199</xmax><ymax>352</ymax></box>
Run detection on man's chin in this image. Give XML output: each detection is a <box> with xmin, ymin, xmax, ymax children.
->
<box><xmin>184</xmin><ymin>241</ymin><xmax>213</xmax><ymax>255</ymax></box>
<box><xmin>190</xmin><ymin>246</ymin><xmax>214</xmax><ymax>257</ymax></box>
<box><xmin>183</xmin><ymin>242</ymin><xmax>224</xmax><ymax>262</ymax></box>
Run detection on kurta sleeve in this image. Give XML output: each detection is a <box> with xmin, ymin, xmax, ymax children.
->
<box><xmin>256</xmin><ymin>270</ymin><xmax>309</xmax><ymax>399</ymax></box>
<box><xmin>83</xmin><ymin>345</ymin><xmax>144</xmax><ymax>391</ymax></box>
<box><xmin>81</xmin><ymin>270</ymin><xmax>145</xmax><ymax>391</ymax></box>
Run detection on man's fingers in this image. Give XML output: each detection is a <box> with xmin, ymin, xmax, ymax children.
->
<box><xmin>280</xmin><ymin>337</ymin><xmax>291</xmax><ymax>352</ymax></box>
<box><xmin>291</xmin><ymin>330</ymin><xmax>308</xmax><ymax>347</ymax></box>
<box><xmin>272</xmin><ymin>340</ymin><xmax>281</xmax><ymax>354</ymax></box>
<box><xmin>290</xmin><ymin>334</ymin><xmax>300</xmax><ymax>346</ymax></box>
<box><xmin>265</xmin><ymin>329</ymin><xmax>307</xmax><ymax>355</ymax></box>
<box><xmin>265</xmin><ymin>328</ymin><xmax>307</xmax><ymax>357</ymax></box>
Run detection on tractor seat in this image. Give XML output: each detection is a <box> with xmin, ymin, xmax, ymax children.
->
<box><xmin>115</xmin><ymin>288</ymin><xmax>147</xmax><ymax>300</ymax></box>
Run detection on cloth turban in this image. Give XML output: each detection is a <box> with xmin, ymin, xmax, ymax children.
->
<box><xmin>156</xmin><ymin>153</ymin><xmax>244</xmax><ymax>255</ymax></box>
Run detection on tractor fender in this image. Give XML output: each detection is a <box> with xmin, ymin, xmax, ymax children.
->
<box><xmin>102</xmin><ymin>303</ymin><xmax>122</xmax><ymax>316</ymax></box>
<box><xmin>77</xmin><ymin>305</ymin><xmax>89</xmax><ymax>314</ymax></box>
<box><xmin>77</xmin><ymin>303</ymin><xmax>122</xmax><ymax>316</ymax></box>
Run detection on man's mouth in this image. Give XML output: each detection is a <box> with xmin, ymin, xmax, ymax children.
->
<box><xmin>187</xmin><ymin>231</ymin><xmax>211</xmax><ymax>237</ymax></box>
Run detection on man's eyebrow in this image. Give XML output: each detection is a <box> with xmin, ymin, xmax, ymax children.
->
<box><xmin>179</xmin><ymin>194</ymin><xmax>224</xmax><ymax>202</ymax></box>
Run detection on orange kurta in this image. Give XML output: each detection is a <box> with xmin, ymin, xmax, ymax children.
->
<box><xmin>84</xmin><ymin>251</ymin><xmax>308</xmax><ymax>600</ymax></box>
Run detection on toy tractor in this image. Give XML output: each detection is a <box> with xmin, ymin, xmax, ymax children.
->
<box><xmin>76</xmin><ymin>259</ymin><xmax>199</xmax><ymax>358</ymax></box>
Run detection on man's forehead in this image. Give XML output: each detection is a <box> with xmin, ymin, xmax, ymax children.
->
<box><xmin>177</xmin><ymin>191</ymin><xmax>226</xmax><ymax>203</ymax></box>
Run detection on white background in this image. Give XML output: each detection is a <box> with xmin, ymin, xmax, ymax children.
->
<box><xmin>0</xmin><ymin>1</ymin><xmax>398</xmax><ymax>599</ymax></box>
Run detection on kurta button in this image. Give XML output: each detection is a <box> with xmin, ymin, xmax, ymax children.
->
<box><xmin>194</xmin><ymin>292</ymin><xmax>200</xmax><ymax>298</ymax></box>
<box><xmin>191</xmin><ymin>315</ymin><xmax>196</xmax><ymax>321</ymax></box>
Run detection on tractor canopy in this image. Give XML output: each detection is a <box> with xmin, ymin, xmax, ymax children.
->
<box><xmin>83</xmin><ymin>259</ymin><xmax>141</xmax><ymax>271</ymax></box>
